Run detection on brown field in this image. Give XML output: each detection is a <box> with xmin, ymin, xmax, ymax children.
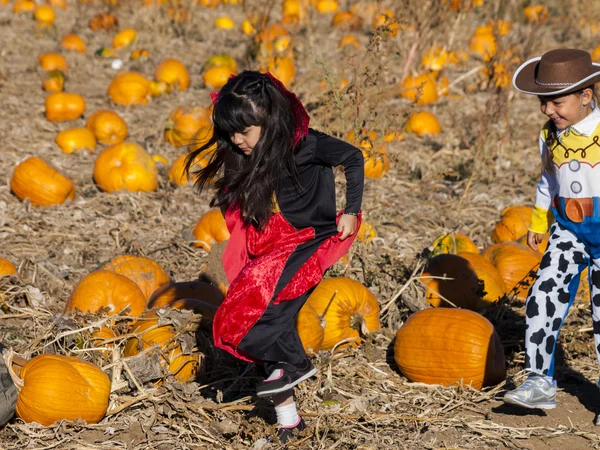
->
<box><xmin>2</xmin><ymin>0</ymin><xmax>600</xmax><ymax>448</ymax></box>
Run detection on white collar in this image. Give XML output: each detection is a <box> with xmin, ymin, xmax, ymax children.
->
<box><xmin>557</xmin><ymin>107</ymin><xmax>600</xmax><ymax>137</ymax></box>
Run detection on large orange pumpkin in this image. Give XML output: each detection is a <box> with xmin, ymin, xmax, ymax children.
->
<box><xmin>65</xmin><ymin>270</ymin><xmax>147</xmax><ymax>317</ymax></box>
<box><xmin>164</xmin><ymin>106</ymin><xmax>212</xmax><ymax>147</ymax></box>
<box><xmin>457</xmin><ymin>252</ymin><xmax>507</xmax><ymax>304</ymax></box>
<box><xmin>86</xmin><ymin>110</ymin><xmax>128</xmax><ymax>146</ymax></box>
<box><xmin>100</xmin><ymin>254</ymin><xmax>171</xmax><ymax>301</ymax></box>
<box><xmin>306</xmin><ymin>277</ymin><xmax>380</xmax><ymax>350</ymax></box>
<box><xmin>155</xmin><ymin>58</ymin><xmax>190</xmax><ymax>91</ymax></box>
<box><xmin>168</xmin><ymin>153</ymin><xmax>209</xmax><ymax>186</ymax></box>
<box><xmin>13</xmin><ymin>354</ymin><xmax>110</xmax><ymax>426</ymax></box>
<box><xmin>491</xmin><ymin>205</ymin><xmax>533</xmax><ymax>243</ymax></box>
<box><xmin>107</xmin><ymin>72</ymin><xmax>152</xmax><ymax>106</ymax></box>
<box><xmin>193</xmin><ymin>209</ymin><xmax>231</xmax><ymax>251</ymax></box>
<box><xmin>431</xmin><ymin>233</ymin><xmax>478</xmax><ymax>256</ymax></box>
<box><xmin>295</xmin><ymin>302</ymin><xmax>324</xmax><ymax>355</ymax></box>
<box><xmin>10</xmin><ymin>157</ymin><xmax>75</xmax><ymax>206</ymax></box>
<box><xmin>93</xmin><ymin>142</ymin><xmax>158</xmax><ymax>193</ymax></box>
<box><xmin>45</xmin><ymin>92</ymin><xmax>86</xmax><ymax>122</ymax></box>
<box><xmin>55</xmin><ymin>127</ymin><xmax>97</xmax><ymax>154</ymax></box>
<box><xmin>393</xmin><ymin>308</ymin><xmax>506</xmax><ymax>390</ymax></box>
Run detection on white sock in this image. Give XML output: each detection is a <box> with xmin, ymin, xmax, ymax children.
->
<box><xmin>274</xmin><ymin>402</ymin><xmax>300</xmax><ymax>427</ymax></box>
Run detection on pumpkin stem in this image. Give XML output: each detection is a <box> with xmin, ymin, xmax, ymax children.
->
<box><xmin>350</xmin><ymin>313</ymin><xmax>370</xmax><ymax>337</ymax></box>
<box><xmin>319</xmin><ymin>290</ymin><xmax>337</xmax><ymax>329</ymax></box>
<box><xmin>2</xmin><ymin>349</ymin><xmax>25</xmax><ymax>391</ymax></box>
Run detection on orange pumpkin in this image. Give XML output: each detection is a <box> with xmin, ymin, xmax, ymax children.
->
<box><xmin>0</xmin><ymin>259</ymin><xmax>17</xmax><ymax>277</ymax></box>
<box><xmin>12</xmin><ymin>0</ymin><xmax>35</xmax><ymax>13</ymax></box>
<box><xmin>259</xmin><ymin>56</ymin><xmax>296</xmax><ymax>87</ymax></box>
<box><xmin>331</xmin><ymin>10</ymin><xmax>363</xmax><ymax>30</ymax></box>
<box><xmin>155</xmin><ymin>58</ymin><xmax>190</xmax><ymax>91</ymax></box>
<box><xmin>112</xmin><ymin>28</ymin><xmax>137</xmax><ymax>49</ymax></box>
<box><xmin>90</xmin><ymin>326</ymin><xmax>117</xmax><ymax>356</ymax></box>
<box><xmin>14</xmin><ymin>354</ymin><xmax>110</xmax><ymax>426</ymax></box>
<box><xmin>42</xmin><ymin>70</ymin><xmax>65</xmax><ymax>92</ymax></box>
<box><xmin>372</xmin><ymin>9</ymin><xmax>399</xmax><ymax>37</ymax></box>
<box><xmin>469</xmin><ymin>26</ymin><xmax>497</xmax><ymax>62</ymax></box>
<box><xmin>296</xmin><ymin>302</ymin><xmax>324</xmax><ymax>355</ymax></box>
<box><xmin>93</xmin><ymin>142</ymin><xmax>158</xmax><ymax>193</ymax></box>
<box><xmin>393</xmin><ymin>308</ymin><xmax>506</xmax><ymax>389</ymax></box>
<box><xmin>164</xmin><ymin>106</ymin><xmax>212</xmax><ymax>147</ymax></box>
<box><xmin>65</xmin><ymin>270</ymin><xmax>147</xmax><ymax>317</ymax></box>
<box><xmin>339</xmin><ymin>34</ymin><xmax>361</xmax><ymax>50</ymax></box>
<box><xmin>457</xmin><ymin>251</ymin><xmax>507</xmax><ymax>304</ymax></box>
<box><xmin>55</xmin><ymin>127</ymin><xmax>97</xmax><ymax>154</ymax></box>
<box><xmin>89</xmin><ymin>12</ymin><xmax>118</xmax><ymax>31</ymax></box>
<box><xmin>34</xmin><ymin>4</ymin><xmax>55</xmax><ymax>26</ymax></box>
<box><xmin>306</xmin><ymin>277</ymin><xmax>380</xmax><ymax>350</ymax></box>
<box><xmin>124</xmin><ymin>311</ymin><xmax>202</xmax><ymax>383</ymax></box>
<box><xmin>362</xmin><ymin>148</ymin><xmax>390</xmax><ymax>179</ymax></box>
<box><xmin>400</xmin><ymin>73</ymin><xmax>438</xmax><ymax>105</ymax></box>
<box><xmin>10</xmin><ymin>157</ymin><xmax>75</xmax><ymax>206</ymax></box>
<box><xmin>405</xmin><ymin>111</ymin><xmax>442</xmax><ymax>136</ymax></box>
<box><xmin>100</xmin><ymin>254</ymin><xmax>171</xmax><ymax>301</ymax></box>
<box><xmin>61</xmin><ymin>34</ymin><xmax>86</xmax><ymax>53</ymax></box>
<box><xmin>516</xmin><ymin>233</ymin><xmax>549</xmax><ymax>254</ymax></box>
<box><xmin>357</xmin><ymin>220</ymin><xmax>377</xmax><ymax>243</ymax></box>
<box><xmin>86</xmin><ymin>110</ymin><xmax>128</xmax><ymax>145</ymax></box>
<box><xmin>491</xmin><ymin>205</ymin><xmax>533</xmax><ymax>243</ymax></box>
<box><xmin>193</xmin><ymin>209</ymin><xmax>231</xmax><ymax>251</ymax></box>
<box><xmin>482</xmin><ymin>242</ymin><xmax>541</xmax><ymax>301</ymax></box>
<box><xmin>203</xmin><ymin>65</ymin><xmax>236</xmax><ymax>90</ymax></box>
<box><xmin>107</xmin><ymin>72</ymin><xmax>152</xmax><ymax>106</ymax></box>
<box><xmin>39</xmin><ymin>53</ymin><xmax>68</xmax><ymax>72</ymax></box>
<box><xmin>45</xmin><ymin>92</ymin><xmax>86</xmax><ymax>122</ymax></box>
<box><xmin>524</xmin><ymin>5</ymin><xmax>548</xmax><ymax>23</ymax></box>
<box><xmin>431</xmin><ymin>233</ymin><xmax>478</xmax><ymax>256</ymax></box>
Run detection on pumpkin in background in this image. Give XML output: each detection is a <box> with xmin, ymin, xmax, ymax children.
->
<box><xmin>393</xmin><ymin>308</ymin><xmax>506</xmax><ymax>390</ymax></box>
<box><xmin>124</xmin><ymin>311</ymin><xmax>202</xmax><ymax>383</ymax></box>
<box><xmin>65</xmin><ymin>270</ymin><xmax>147</xmax><ymax>317</ymax></box>
<box><xmin>86</xmin><ymin>110</ymin><xmax>128</xmax><ymax>145</ymax></box>
<box><xmin>164</xmin><ymin>106</ymin><xmax>212</xmax><ymax>147</ymax></box>
<box><xmin>193</xmin><ymin>209</ymin><xmax>231</xmax><ymax>251</ymax></box>
<box><xmin>10</xmin><ymin>157</ymin><xmax>75</xmax><ymax>206</ymax></box>
<box><xmin>108</xmin><ymin>72</ymin><xmax>152</xmax><ymax>105</ymax></box>
<box><xmin>93</xmin><ymin>142</ymin><xmax>158</xmax><ymax>193</ymax></box>
<box><xmin>357</xmin><ymin>220</ymin><xmax>376</xmax><ymax>243</ymax></box>
<box><xmin>306</xmin><ymin>277</ymin><xmax>380</xmax><ymax>350</ymax></box>
<box><xmin>90</xmin><ymin>326</ymin><xmax>117</xmax><ymax>356</ymax></box>
<box><xmin>362</xmin><ymin>147</ymin><xmax>390</xmax><ymax>179</ymax></box>
<box><xmin>516</xmin><ymin>233</ymin><xmax>549</xmax><ymax>254</ymax></box>
<box><xmin>431</xmin><ymin>233</ymin><xmax>478</xmax><ymax>256</ymax></box>
<box><xmin>168</xmin><ymin>153</ymin><xmax>208</xmax><ymax>186</ymax></box>
<box><xmin>61</xmin><ymin>34</ymin><xmax>86</xmax><ymax>53</ymax></box>
<box><xmin>259</xmin><ymin>56</ymin><xmax>296</xmax><ymax>88</ymax></box>
<box><xmin>203</xmin><ymin>64</ymin><xmax>236</xmax><ymax>90</ymax></box>
<box><xmin>0</xmin><ymin>259</ymin><xmax>17</xmax><ymax>277</ymax></box>
<box><xmin>112</xmin><ymin>28</ymin><xmax>137</xmax><ymax>49</ymax></box>
<box><xmin>89</xmin><ymin>12</ymin><xmax>118</xmax><ymax>30</ymax></box>
<box><xmin>155</xmin><ymin>58</ymin><xmax>190</xmax><ymax>91</ymax></box>
<box><xmin>13</xmin><ymin>0</ymin><xmax>35</xmax><ymax>13</ymax></box>
<box><xmin>315</xmin><ymin>0</ymin><xmax>338</xmax><ymax>14</ymax></box>
<box><xmin>148</xmin><ymin>280</ymin><xmax>224</xmax><ymax>314</ymax></box>
<box><xmin>42</xmin><ymin>70</ymin><xmax>65</xmax><ymax>92</ymax></box>
<box><xmin>45</xmin><ymin>92</ymin><xmax>85</xmax><ymax>122</ymax></box>
<box><xmin>372</xmin><ymin>9</ymin><xmax>399</xmax><ymax>37</ymax></box>
<box><xmin>55</xmin><ymin>127</ymin><xmax>97</xmax><ymax>154</ymax></box>
<box><xmin>331</xmin><ymin>10</ymin><xmax>363</xmax><ymax>30</ymax></box>
<box><xmin>400</xmin><ymin>72</ymin><xmax>438</xmax><ymax>105</ymax></box>
<box><xmin>296</xmin><ymin>302</ymin><xmax>324</xmax><ymax>355</ymax></box>
<box><xmin>457</xmin><ymin>251</ymin><xmax>506</xmax><ymax>304</ymax></box>
<box><xmin>491</xmin><ymin>205</ymin><xmax>533</xmax><ymax>243</ymax></box>
<box><xmin>205</xmin><ymin>54</ymin><xmax>238</xmax><ymax>73</ymax></box>
<box><xmin>420</xmin><ymin>253</ymin><xmax>482</xmax><ymax>310</ymax></box>
<box><xmin>100</xmin><ymin>254</ymin><xmax>171</xmax><ymax>301</ymax></box>
<box><xmin>524</xmin><ymin>5</ymin><xmax>548</xmax><ymax>23</ymax></box>
<box><xmin>34</xmin><ymin>5</ymin><xmax>55</xmax><ymax>26</ymax></box>
<box><xmin>469</xmin><ymin>25</ymin><xmax>497</xmax><ymax>61</ymax></box>
<box><xmin>405</xmin><ymin>111</ymin><xmax>442</xmax><ymax>136</ymax></box>
<box><xmin>482</xmin><ymin>242</ymin><xmax>541</xmax><ymax>301</ymax></box>
<box><xmin>39</xmin><ymin>53</ymin><xmax>68</xmax><ymax>72</ymax></box>
<box><xmin>339</xmin><ymin>34</ymin><xmax>361</xmax><ymax>50</ymax></box>
<box><xmin>13</xmin><ymin>354</ymin><xmax>110</xmax><ymax>426</ymax></box>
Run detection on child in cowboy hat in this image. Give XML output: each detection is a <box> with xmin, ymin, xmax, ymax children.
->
<box><xmin>503</xmin><ymin>48</ymin><xmax>600</xmax><ymax>410</ymax></box>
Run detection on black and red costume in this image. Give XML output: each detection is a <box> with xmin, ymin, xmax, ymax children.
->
<box><xmin>212</xmin><ymin>129</ymin><xmax>364</xmax><ymax>370</ymax></box>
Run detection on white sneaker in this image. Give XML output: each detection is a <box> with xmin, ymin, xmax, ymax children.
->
<box><xmin>503</xmin><ymin>374</ymin><xmax>557</xmax><ymax>410</ymax></box>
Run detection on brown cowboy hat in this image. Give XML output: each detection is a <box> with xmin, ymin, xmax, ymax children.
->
<box><xmin>513</xmin><ymin>48</ymin><xmax>600</xmax><ymax>96</ymax></box>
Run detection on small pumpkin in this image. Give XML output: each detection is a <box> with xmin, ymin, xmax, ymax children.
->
<box><xmin>193</xmin><ymin>209</ymin><xmax>231</xmax><ymax>251</ymax></box>
<box><xmin>61</xmin><ymin>34</ymin><xmax>86</xmax><ymax>53</ymax></box>
<box><xmin>130</xmin><ymin>49</ymin><xmax>149</xmax><ymax>61</ymax></box>
<box><xmin>55</xmin><ymin>127</ymin><xmax>97</xmax><ymax>154</ymax></box>
<box><xmin>400</xmin><ymin>73</ymin><xmax>438</xmax><ymax>105</ymax></box>
<box><xmin>107</xmin><ymin>72</ymin><xmax>152</xmax><ymax>106</ymax></box>
<box><xmin>65</xmin><ymin>270</ymin><xmax>147</xmax><ymax>317</ymax></box>
<box><xmin>12</xmin><ymin>0</ymin><xmax>35</xmax><ymax>13</ymax></box>
<box><xmin>338</xmin><ymin>34</ymin><xmax>361</xmax><ymax>50</ymax></box>
<box><xmin>357</xmin><ymin>220</ymin><xmax>377</xmax><ymax>243</ymax></box>
<box><xmin>39</xmin><ymin>53</ymin><xmax>68</xmax><ymax>72</ymax></box>
<box><xmin>90</xmin><ymin>326</ymin><xmax>117</xmax><ymax>356</ymax></box>
<box><xmin>10</xmin><ymin>157</ymin><xmax>75</xmax><ymax>206</ymax></box>
<box><xmin>259</xmin><ymin>56</ymin><xmax>295</xmax><ymax>87</ymax></box>
<box><xmin>155</xmin><ymin>58</ymin><xmax>190</xmax><ymax>91</ymax></box>
<box><xmin>315</xmin><ymin>0</ymin><xmax>338</xmax><ymax>14</ymax></box>
<box><xmin>12</xmin><ymin>354</ymin><xmax>110</xmax><ymax>426</ymax></box>
<box><xmin>372</xmin><ymin>9</ymin><xmax>399</xmax><ymax>37</ymax></box>
<box><xmin>148</xmin><ymin>280</ymin><xmax>225</xmax><ymax>315</ymax></box>
<box><xmin>86</xmin><ymin>110</ymin><xmax>128</xmax><ymax>146</ymax></box>
<box><xmin>112</xmin><ymin>28</ymin><xmax>137</xmax><ymax>49</ymax></box>
<box><xmin>296</xmin><ymin>302</ymin><xmax>324</xmax><ymax>355</ymax></box>
<box><xmin>203</xmin><ymin>65</ymin><xmax>236</xmax><ymax>90</ymax></box>
<box><xmin>362</xmin><ymin>148</ymin><xmax>390</xmax><ymax>179</ymax></box>
<box><xmin>393</xmin><ymin>308</ymin><xmax>506</xmax><ymax>390</ymax></box>
<box><xmin>215</xmin><ymin>16</ymin><xmax>235</xmax><ymax>29</ymax></box>
<box><xmin>89</xmin><ymin>12</ymin><xmax>118</xmax><ymax>31</ymax></box>
<box><xmin>45</xmin><ymin>92</ymin><xmax>86</xmax><ymax>122</ymax></box>
<box><xmin>431</xmin><ymin>233</ymin><xmax>478</xmax><ymax>256</ymax></box>
<box><xmin>524</xmin><ymin>5</ymin><xmax>548</xmax><ymax>23</ymax></box>
<box><xmin>93</xmin><ymin>142</ymin><xmax>158</xmax><ymax>193</ymax></box>
<box><xmin>0</xmin><ymin>259</ymin><xmax>17</xmax><ymax>277</ymax></box>
<box><xmin>164</xmin><ymin>106</ymin><xmax>212</xmax><ymax>147</ymax></box>
<box><xmin>100</xmin><ymin>254</ymin><xmax>171</xmax><ymax>301</ymax></box>
<box><xmin>205</xmin><ymin>54</ymin><xmax>238</xmax><ymax>73</ymax></box>
<box><xmin>306</xmin><ymin>277</ymin><xmax>380</xmax><ymax>350</ymax></box>
<box><xmin>331</xmin><ymin>10</ymin><xmax>363</xmax><ymax>30</ymax></box>
<box><xmin>42</xmin><ymin>70</ymin><xmax>65</xmax><ymax>92</ymax></box>
<box><xmin>469</xmin><ymin>26</ymin><xmax>497</xmax><ymax>62</ymax></box>
<box><xmin>491</xmin><ymin>205</ymin><xmax>533</xmax><ymax>243</ymax></box>
<box><xmin>34</xmin><ymin>5</ymin><xmax>55</xmax><ymax>26</ymax></box>
<box><xmin>404</xmin><ymin>111</ymin><xmax>442</xmax><ymax>136</ymax></box>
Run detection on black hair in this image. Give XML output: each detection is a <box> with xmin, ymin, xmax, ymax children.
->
<box><xmin>184</xmin><ymin>71</ymin><xmax>299</xmax><ymax>229</ymax></box>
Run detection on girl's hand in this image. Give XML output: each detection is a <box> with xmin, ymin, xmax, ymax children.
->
<box><xmin>527</xmin><ymin>230</ymin><xmax>544</xmax><ymax>252</ymax></box>
<box><xmin>338</xmin><ymin>214</ymin><xmax>358</xmax><ymax>240</ymax></box>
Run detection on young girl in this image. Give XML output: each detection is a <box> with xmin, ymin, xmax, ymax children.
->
<box><xmin>504</xmin><ymin>49</ymin><xmax>600</xmax><ymax>410</ymax></box>
<box><xmin>185</xmin><ymin>71</ymin><xmax>364</xmax><ymax>441</ymax></box>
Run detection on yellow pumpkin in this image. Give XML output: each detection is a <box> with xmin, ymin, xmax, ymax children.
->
<box><xmin>34</xmin><ymin>5</ymin><xmax>55</xmax><ymax>26</ymax></box>
<box><xmin>112</xmin><ymin>28</ymin><xmax>137</xmax><ymax>49</ymax></box>
<box><xmin>10</xmin><ymin>157</ymin><xmax>75</xmax><ymax>206</ymax></box>
<box><xmin>482</xmin><ymin>242</ymin><xmax>541</xmax><ymax>301</ymax></box>
<box><xmin>431</xmin><ymin>233</ymin><xmax>478</xmax><ymax>256</ymax></box>
<box><xmin>421</xmin><ymin>46</ymin><xmax>462</xmax><ymax>72</ymax></box>
<box><xmin>124</xmin><ymin>311</ymin><xmax>202</xmax><ymax>383</ymax></box>
<box><xmin>164</xmin><ymin>106</ymin><xmax>212</xmax><ymax>147</ymax></box>
<box><xmin>14</xmin><ymin>354</ymin><xmax>110</xmax><ymax>426</ymax></box>
<box><xmin>205</xmin><ymin>54</ymin><xmax>238</xmax><ymax>73</ymax></box>
<box><xmin>315</xmin><ymin>0</ymin><xmax>338</xmax><ymax>14</ymax></box>
<box><xmin>55</xmin><ymin>127</ymin><xmax>97</xmax><ymax>154</ymax></box>
<box><xmin>65</xmin><ymin>270</ymin><xmax>147</xmax><ymax>317</ymax></box>
<box><xmin>457</xmin><ymin>251</ymin><xmax>507</xmax><ymax>304</ymax></box>
<box><xmin>39</xmin><ymin>53</ymin><xmax>68</xmax><ymax>72</ymax></box>
<box><xmin>338</xmin><ymin>34</ymin><xmax>361</xmax><ymax>50</ymax></box>
<box><xmin>357</xmin><ymin>220</ymin><xmax>376</xmax><ymax>243</ymax></box>
<box><xmin>93</xmin><ymin>142</ymin><xmax>158</xmax><ymax>193</ymax></box>
<box><xmin>107</xmin><ymin>72</ymin><xmax>152</xmax><ymax>106</ymax></box>
<box><xmin>12</xmin><ymin>0</ymin><xmax>35</xmax><ymax>13</ymax></box>
<box><xmin>295</xmin><ymin>302</ymin><xmax>324</xmax><ymax>355</ymax></box>
<box><xmin>491</xmin><ymin>205</ymin><xmax>533</xmax><ymax>243</ymax></box>
<box><xmin>61</xmin><ymin>34</ymin><xmax>86</xmax><ymax>53</ymax></box>
<box><xmin>130</xmin><ymin>48</ymin><xmax>150</xmax><ymax>61</ymax></box>
<box><xmin>203</xmin><ymin>65</ymin><xmax>236</xmax><ymax>90</ymax></box>
<box><xmin>306</xmin><ymin>277</ymin><xmax>380</xmax><ymax>350</ymax></box>
<box><xmin>0</xmin><ymin>259</ymin><xmax>17</xmax><ymax>277</ymax></box>
<box><xmin>193</xmin><ymin>209</ymin><xmax>231</xmax><ymax>251</ymax></box>
<box><xmin>148</xmin><ymin>280</ymin><xmax>225</xmax><ymax>316</ymax></box>
<box><xmin>86</xmin><ymin>110</ymin><xmax>128</xmax><ymax>146</ymax></box>
<box><xmin>362</xmin><ymin>148</ymin><xmax>390</xmax><ymax>179</ymax></box>
<box><xmin>405</xmin><ymin>111</ymin><xmax>442</xmax><ymax>136</ymax></box>
<box><xmin>400</xmin><ymin>72</ymin><xmax>438</xmax><ymax>105</ymax></box>
<box><xmin>259</xmin><ymin>56</ymin><xmax>296</xmax><ymax>88</ymax></box>
<box><xmin>393</xmin><ymin>308</ymin><xmax>506</xmax><ymax>390</ymax></box>
<box><xmin>155</xmin><ymin>58</ymin><xmax>190</xmax><ymax>91</ymax></box>
<box><xmin>215</xmin><ymin>16</ymin><xmax>235</xmax><ymax>29</ymax></box>
<box><xmin>168</xmin><ymin>153</ymin><xmax>210</xmax><ymax>186</ymax></box>
<box><xmin>524</xmin><ymin>5</ymin><xmax>548</xmax><ymax>23</ymax></box>
<box><xmin>469</xmin><ymin>26</ymin><xmax>497</xmax><ymax>62</ymax></box>
<box><xmin>45</xmin><ymin>92</ymin><xmax>86</xmax><ymax>122</ymax></box>
<box><xmin>42</xmin><ymin>70</ymin><xmax>65</xmax><ymax>92</ymax></box>
<box><xmin>100</xmin><ymin>254</ymin><xmax>171</xmax><ymax>301</ymax></box>
<box><xmin>372</xmin><ymin>9</ymin><xmax>399</xmax><ymax>37</ymax></box>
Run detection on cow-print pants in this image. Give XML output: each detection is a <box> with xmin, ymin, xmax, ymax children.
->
<box><xmin>525</xmin><ymin>222</ymin><xmax>600</xmax><ymax>378</ymax></box>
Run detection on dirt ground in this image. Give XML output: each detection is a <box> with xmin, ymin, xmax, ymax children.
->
<box><xmin>3</xmin><ymin>0</ymin><xmax>600</xmax><ymax>448</ymax></box>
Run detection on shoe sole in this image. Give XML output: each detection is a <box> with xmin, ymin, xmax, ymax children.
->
<box><xmin>503</xmin><ymin>395</ymin><xmax>556</xmax><ymax>410</ymax></box>
<box><xmin>256</xmin><ymin>367</ymin><xmax>317</xmax><ymax>398</ymax></box>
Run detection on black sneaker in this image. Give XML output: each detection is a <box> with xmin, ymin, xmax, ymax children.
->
<box><xmin>256</xmin><ymin>359</ymin><xmax>317</xmax><ymax>398</ymax></box>
<box><xmin>276</xmin><ymin>418</ymin><xmax>306</xmax><ymax>443</ymax></box>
